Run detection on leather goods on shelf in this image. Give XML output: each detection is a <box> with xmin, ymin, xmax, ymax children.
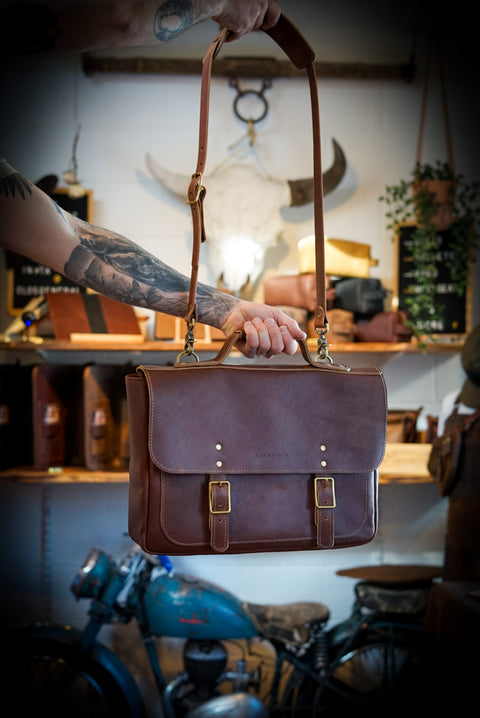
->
<box><xmin>356</xmin><ymin>311</ymin><xmax>413</xmax><ymax>343</ymax></box>
<box><xmin>263</xmin><ymin>274</ymin><xmax>335</xmax><ymax>312</ymax></box>
<box><xmin>334</xmin><ymin>277</ymin><xmax>386</xmax><ymax>317</ymax></box>
<box><xmin>427</xmin><ymin>403</ymin><xmax>480</xmax><ymax>496</ymax></box>
<box><xmin>298</xmin><ymin>236</ymin><xmax>379</xmax><ymax>278</ymax></box>
<box><xmin>0</xmin><ymin>365</ymin><xmax>33</xmax><ymax>469</ymax></box>
<box><xmin>269</xmin><ymin>306</ymin><xmax>309</xmax><ymax>333</ymax></box>
<box><xmin>387</xmin><ymin>407</ymin><xmax>423</xmax><ymax>443</ymax></box>
<box><xmin>83</xmin><ymin>365</ymin><xmax>131</xmax><ymax>471</ymax></box>
<box><xmin>307</xmin><ymin>308</ymin><xmax>355</xmax><ymax>342</ymax></box>
<box><xmin>126</xmin><ymin>15</ymin><xmax>387</xmax><ymax>555</ymax></box>
<box><xmin>155</xmin><ymin>312</ymin><xmax>224</xmax><ymax>342</ymax></box>
<box><xmin>46</xmin><ymin>292</ymin><xmax>142</xmax><ymax>342</ymax></box>
<box><xmin>32</xmin><ymin>365</ymin><xmax>84</xmax><ymax>470</ymax></box>
<box><xmin>263</xmin><ymin>273</ymin><xmax>317</xmax><ymax>312</ymax></box>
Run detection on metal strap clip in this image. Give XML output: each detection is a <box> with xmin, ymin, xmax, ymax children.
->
<box><xmin>315</xmin><ymin>325</ymin><xmax>334</xmax><ymax>364</ymax></box>
<box><xmin>176</xmin><ymin>317</ymin><xmax>200</xmax><ymax>363</ymax></box>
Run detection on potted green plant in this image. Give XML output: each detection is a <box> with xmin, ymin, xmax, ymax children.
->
<box><xmin>379</xmin><ymin>161</ymin><xmax>479</xmax><ymax>341</ymax></box>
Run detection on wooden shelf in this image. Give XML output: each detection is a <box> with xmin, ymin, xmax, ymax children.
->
<box><xmin>0</xmin><ymin>444</ymin><xmax>433</xmax><ymax>485</ymax></box>
<box><xmin>0</xmin><ymin>339</ymin><xmax>462</xmax><ymax>354</ymax></box>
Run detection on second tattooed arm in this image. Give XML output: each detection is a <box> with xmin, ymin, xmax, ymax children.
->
<box><xmin>0</xmin><ymin>165</ymin><xmax>305</xmax><ymax>358</ymax></box>
<box><xmin>0</xmin><ymin>0</ymin><xmax>281</xmax><ymax>55</ymax></box>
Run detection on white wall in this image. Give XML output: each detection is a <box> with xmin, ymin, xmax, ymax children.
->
<box><xmin>0</xmin><ymin>3</ymin><xmax>478</xmax><ymax>708</ymax></box>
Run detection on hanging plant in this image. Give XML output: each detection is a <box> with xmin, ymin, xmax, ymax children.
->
<box><xmin>379</xmin><ymin>161</ymin><xmax>480</xmax><ymax>340</ymax></box>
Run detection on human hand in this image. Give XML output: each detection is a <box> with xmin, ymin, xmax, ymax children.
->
<box><xmin>211</xmin><ymin>0</ymin><xmax>281</xmax><ymax>40</ymax></box>
<box><xmin>221</xmin><ymin>301</ymin><xmax>307</xmax><ymax>358</ymax></box>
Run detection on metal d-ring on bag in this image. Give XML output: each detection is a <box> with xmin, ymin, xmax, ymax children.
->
<box><xmin>125</xmin><ymin>14</ymin><xmax>388</xmax><ymax>555</ymax></box>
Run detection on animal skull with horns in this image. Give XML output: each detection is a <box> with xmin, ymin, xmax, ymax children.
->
<box><xmin>146</xmin><ymin>138</ymin><xmax>346</xmax><ymax>295</ymax></box>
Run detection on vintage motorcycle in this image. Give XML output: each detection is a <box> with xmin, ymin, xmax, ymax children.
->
<box><xmin>4</xmin><ymin>544</ymin><xmax>438</xmax><ymax>717</ymax></box>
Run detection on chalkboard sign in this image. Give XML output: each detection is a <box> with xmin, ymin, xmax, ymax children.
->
<box><xmin>52</xmin><ymin>188</ymin><xmax>93</xmax><ymax>222</ymax></box>
<box><xmin>6</xmin><ymin>189</ymin><xmax>93</xmax><ymax>314</ymax></box>
<box><xmin>395</xmin><ymin>223</ymin><xmax>472</xmax><ymax>337</ymax></box>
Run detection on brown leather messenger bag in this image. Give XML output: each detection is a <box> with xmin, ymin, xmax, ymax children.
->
<box><xmin>125</xmin><ymin>15</ymin><xmax>387</xmax><ymax>555</ymax></box>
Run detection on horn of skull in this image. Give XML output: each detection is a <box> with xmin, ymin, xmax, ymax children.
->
<box><xmin>146</xmin><ymin>139</ymin><xmax>346</xmax><ymax>295</ymax></box>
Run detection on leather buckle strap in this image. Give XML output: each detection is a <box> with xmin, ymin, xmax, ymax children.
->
<box><xmin>208</xmin><ymin>478</ymin><xmax>231</xmax><ymax>552</ymax></box>
<box><xmin>186</xmin><ymin>14</ymin><xmax>328</xmax><ymax>353</ymax></box>
<box><xmin>314</xmin><ymin>477</ymin><xmax>335</xmax><ymax>548</ymax></box>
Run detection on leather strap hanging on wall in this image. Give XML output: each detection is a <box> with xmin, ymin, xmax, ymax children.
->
<box><xmin>416</xmin><ymin>36</ymin><xmax>454</xmax><ymax>172</ymax></box>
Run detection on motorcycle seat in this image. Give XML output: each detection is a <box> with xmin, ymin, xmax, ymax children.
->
<box><xmin>243</xmin><ymin>601</ymin><xmax>329</xmax><ymax>646</ymax></box>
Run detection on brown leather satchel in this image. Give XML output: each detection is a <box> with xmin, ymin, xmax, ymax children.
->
<box><xmin>126</xmin><ymin>15</ymin><xmax>387</xmax><ymax>555</ymax></box>
<box><xmin>427</xmin><ymin>405</ymin><xmax>480</xmax><ymax>496</ymax></box>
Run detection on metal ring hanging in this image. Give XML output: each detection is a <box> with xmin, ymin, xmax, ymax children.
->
<box><xmin>229</xmin><ymin>79</ymin><xmax>271</xmax><ymax>125</ymax></box>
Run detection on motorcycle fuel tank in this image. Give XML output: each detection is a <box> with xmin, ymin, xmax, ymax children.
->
<box><xmin>144</xmin><ymin>572</ymin><xmax>258</xmax><ymax>639</ymax></box>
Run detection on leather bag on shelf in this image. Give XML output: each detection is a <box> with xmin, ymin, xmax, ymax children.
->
<box><xmin>32</xmin><ymin>365</ymin><xmax>84</xmax><ymax>470</ymax></box>
<box><xmin>83</xmin><ymin>365</ymin><xmax>131</xmax><ymax>471</ymax></box>
<box><xmin>427</xmin><ymin>403</ymin><xmax>480</xmax><ymax>496</ymax></box>
<box><xmin>355</xmin><ymin>311</ymin><xmax>413</xmax><ymax>343</ymax></box>
<box><xmin>334</xmin><ymin>277</ymin><xmax>386</xmax><ymax>317</ymax></box>
<box><xmin>125</xmin><ymin>15</ymin><xmax>388</xmax><ymax>555</ymax></box>
<box><xmin>386</xmin><ymin>407</ymin><xmax>423</xmax><ymax>443</ymax></box>
<box><xmin>298</xmin><ymin>236</ymin><xmax>379</xmax><ymax>278</ymax></box>
<box><xmin>263</xmin><ymin>273</ymin><xmax>318</xmax><ymax>312</ymax></box>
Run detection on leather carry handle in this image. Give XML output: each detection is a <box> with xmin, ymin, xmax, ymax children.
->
<box><xmin>185</xmin><ymin>14</ymin><xmax>328</xmax><ymax>356</ymax></box>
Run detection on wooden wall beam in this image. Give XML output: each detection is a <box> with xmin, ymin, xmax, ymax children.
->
<box><xmin>82</xmin><ymin>54</ymin><xmax>415</xmax><ymax>82</ymax></box>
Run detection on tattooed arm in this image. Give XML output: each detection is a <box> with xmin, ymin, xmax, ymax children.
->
<box><xmin>0</xmin><ymin>164</ymin><xmax>305</xmax><ymax>357</ymax></box>
<box><xmin>0</xmin><ymin>0</ymin><xmax>281</xmax><ymax>55</ymax></box>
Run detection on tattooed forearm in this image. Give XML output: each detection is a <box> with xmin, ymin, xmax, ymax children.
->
<box><xmin>153</xmin><ymin>0</ymin><xmax>194</xmax><ymax>42</ymax></box>
<box><xmin>0</xmin><ymin>173</ymin><xmax>32</xmax><ymax>200</ymax></box>
<box><xmin>63</xmin><ymin>227</ymin><xmax>237</xmax><ymax>325</ymax></box>
<box><xmin>195</xmin><ymin>284</ymin><xmax>237</xmax><ymax>326</ymax></box>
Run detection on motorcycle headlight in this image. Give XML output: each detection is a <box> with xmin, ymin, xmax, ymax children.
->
<box><xmin>70</xmin><ymin>548</ymin><xmax>117</xmax><ymax>599</ymax></box>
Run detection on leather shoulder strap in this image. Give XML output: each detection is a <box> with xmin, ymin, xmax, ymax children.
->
<box><xmin>186</xmin><ymin>14</ymin><xmax>327</xmax><ymax>342</ymax></box>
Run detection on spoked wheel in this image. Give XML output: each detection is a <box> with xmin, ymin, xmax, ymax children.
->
<box><xmin>278</xmin><ymin>626</ymin><xmax>435</xmax><ymax>717</ymax></box>
<box><xmin>3</xmin><ymin>624</ymin><xmax>145</xmax><ymax>718</ymax></box>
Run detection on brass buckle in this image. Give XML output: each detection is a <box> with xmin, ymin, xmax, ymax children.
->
<box><xmin>209</xmin><ymin>480</ymin><xmax>231</xmax><ymax>514</ymax></box>
<box><xmin>186</xmin><ymin>172</ymin><xmax>205</xmax><ymax>204</ymax></box>
<box><xmin>314</xmin><ymin>477</ymin><xmax>336</xmax><ymax>508</ymax></box>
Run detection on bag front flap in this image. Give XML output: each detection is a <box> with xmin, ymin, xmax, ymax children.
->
<box><xmin>138</xmin><ymin>363</ymin><xmax>387</xmax><ymax>475</ymax></box>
